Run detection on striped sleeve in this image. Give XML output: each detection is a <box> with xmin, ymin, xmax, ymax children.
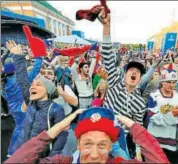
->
<box><xmin>101</xmin><ymin>35</ymin><xmax>121</xmax><ymax>88</ymax></box>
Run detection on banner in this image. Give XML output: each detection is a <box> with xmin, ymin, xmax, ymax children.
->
<box><xmin>161</xmin><ymin>32</ymin><xmax>177</xmax><ymax>53</ymax></box>
<box><xmin>147</xmin><ymin>41</ymin><xmax>154</xmax><ymax>51</ymax></box>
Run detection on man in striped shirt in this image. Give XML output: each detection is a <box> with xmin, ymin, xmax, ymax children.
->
<box><xmin>98</xmin><ymin>6</ymin><xmax>146</xmax><ymax>160</ymax></box>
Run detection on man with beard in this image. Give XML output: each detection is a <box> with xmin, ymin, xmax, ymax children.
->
<box><xmin>98</xmin><ymin>7</ymin><xmax>146</xmax><ymax>160</ymax></box>
<box><xmin>147</xmin><ymin>67</ymin><xmax>178</xmax><ymax>163</ymax></box>
<box><xmin>71</xmin><ymin>55</ymin><xmax>96</xmax><ymax>108</ymax></box>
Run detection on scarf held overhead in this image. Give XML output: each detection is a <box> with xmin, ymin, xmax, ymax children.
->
<box><xmin>76</xmin><ymin>0</ymin><xmax>110</xmax><ymax>22</ymax></box>
<box><xmin>54</xmin><ymin>45</ymin><xmax>90</xmax><ymax>57</ymax></box>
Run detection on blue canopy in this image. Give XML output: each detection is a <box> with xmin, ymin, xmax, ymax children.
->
<box><xmin>1</xmin><ymin>9</ymin><xmax>45</xmax><ymax>28</ymax></box>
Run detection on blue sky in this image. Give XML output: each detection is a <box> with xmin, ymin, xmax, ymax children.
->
<box><xmin>49</xmin><ymin>1</ymin><xmax>178</xmax><ymax>44</ymax></box>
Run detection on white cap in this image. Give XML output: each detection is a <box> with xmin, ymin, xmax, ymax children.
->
<box><xmin>160</xmin><ymin>69</ymin><xmax>177</xmax><ymax>82</ymax></box>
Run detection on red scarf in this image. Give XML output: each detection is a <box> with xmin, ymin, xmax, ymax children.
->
<box><xmin>76</xmin><ymin>0</ymin><xmax>110</xmax><ymax>22</ymax></box>
<box><xmin>54</xmin><ymin>45</ymin><xmax>90</xmax><ymax>57</ymax></box>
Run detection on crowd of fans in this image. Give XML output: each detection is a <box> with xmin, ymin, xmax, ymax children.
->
<box><xmin>1</xmin><ymin>6</ymin><xmax>178</xmax><ymax>164</ymax></box>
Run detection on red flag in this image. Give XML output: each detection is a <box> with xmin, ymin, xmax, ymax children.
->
<box><xmin>54</xmin><ymin>45</ymin><xmax>90</xmax><ymax>57</ymax></box>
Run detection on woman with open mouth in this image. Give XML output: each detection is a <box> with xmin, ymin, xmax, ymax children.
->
<box><xmin>6</xmin><ymin>40</ymin><xmax>68</xmax><ymax>158</ymax></box>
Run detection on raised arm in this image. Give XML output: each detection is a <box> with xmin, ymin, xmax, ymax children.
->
<box><xmin>89</xmin><ymin>57</ymin><xmax>96</xmax><ymax>78</ymax></box>
<box><xmin>6</xmin><ymin>41</ymin><xmax>30</xmax><ymax>105</ymax></box>
<box><xmin>49</xmin><ymin>104</ymin><xmax>68</xmax><ymax>156</ymax></box>
<box><xmin>28</xmin><ymin>57</ymin><xmax>43</xmax><ymax>83</ymax></box>
<box><xmin>70</xmin><ymin>59</ymin><xmax>79</xmax><ymax>80</ymax></box>
<box><xmin>117</xmin><ymin>115</ymin><xmax>169</xmax><ymax>163</ymax></box>
<box><xmin>139</xmin><ymin>58</ymin><xmax>162</xmax><ymax>92</ymax></box>
<box><xmin>4</xmin><ymin>109</ymin><xmax>83</xmax><ymax>163</ymax></box>
<box><xmin>99</xmin><ymin>8</ymin><xmax>121</xmax><ymax>87</ymax></box>
<box><xmin>1</xmin><ymin>49</ymin><xmax>10</xmax><ymax>65</ymax></box>
<box><xmin>57</xmin><ymin>85</ymin><xmax>78</xmax><ymax>107</ymax></box>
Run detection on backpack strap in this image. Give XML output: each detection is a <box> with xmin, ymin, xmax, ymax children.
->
<box><xmin>47</xmin><ymin>103</ymin><xmax>54</xmax><ymax>151</ymax></box>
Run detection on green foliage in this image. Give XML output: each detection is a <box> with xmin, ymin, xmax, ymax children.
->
<box><xmin>123</xmin><ymin>44</ymin><xmax>146</xmax><ymax>51</ymax></box>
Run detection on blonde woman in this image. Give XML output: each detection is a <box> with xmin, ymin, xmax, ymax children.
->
<box><xmin>92</xmin><ymin>80</ymin><xmax>108</xmax><ymax>107</ymax></box>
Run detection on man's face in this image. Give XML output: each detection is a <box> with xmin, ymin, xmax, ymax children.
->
<box><xmin>125</xmin><ymin>68</ymin><xmax>141</xmax><ymax>87</ymax></box>
<box><xmin>81</xmin><ymin>64</ymin><xmax>89</xmax><ymax>76</ymax></box>
<box><xmin>161</xmin><ymin>81</ymin><xmax>176</xmax><ymax>93</ymax></box>
<box><xmin>153</xmin><ymin>71</ymin><xmax>160</xmax><ymax>80</ymax></box>
<box><xmin>78</xmin><ymin>131</ymin><xmax>112</xmax><ymax>163</ymax></box>
<box><xmin>59</xmin><ymin>56</ymin><xmax>69</xmax><ymax>67</ymax></box>
<box><xmin>29</xmin><ymin>79</ymin><xmax>48</xmax><ymax>101</ymax></box>
<box><xmin>41</xmin><ymin>69</ymin><xmax>55</xmax><ymax>81</ymax></box>
<box><xmin>120</xmin><ymin>60</ymin><xmax>127</xmax><ymax>67</ymax></box>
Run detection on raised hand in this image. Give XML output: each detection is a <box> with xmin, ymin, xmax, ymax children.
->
<box><xmin>171</xmin><ymin>106</ymin><xmax>178</xmax><ymax>117</ymax></box>
<box><xmin>98</xmin><ymin>6</ymin><xmax>110</xmax><ymax>25</ymax></box>
<box><xmin>6</xmin><ymin>40</ymin><xmax>22</xmax><ymax>55</ymax></box>
<box><xmin>152</xmin><ymin>57</ymin><xmax>162</xmax><ymax>68</ymax></box>
<box><xmin>47</xmin><ymin>109</ymin><xmax>84</xmax><ymax>139</ymax></box>
<box><xmin>116</xmin><ymin>114</ymin><xmax>135</xmax><ymax>128</ymax></box>
<box><xmin>57</xmin><ymin>85</ymin><xmax>65</xmax><ymax>96</ymax></box>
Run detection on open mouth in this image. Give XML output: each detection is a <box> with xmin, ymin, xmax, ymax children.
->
<box><xmin>30</xmin><ymin>91</ymin><xmax>37</xmax><ymax>96</ymax></box>
<box><xmin>131</xmin><ymin>75</ymin><xmax>136</xmax><ymax>80</ymax></box>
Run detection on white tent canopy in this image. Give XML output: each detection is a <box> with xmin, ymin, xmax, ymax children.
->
<box><xmin>48</xmin><ymin>35</ymin><xmax>91</xmax><ymax>45</ymax></box>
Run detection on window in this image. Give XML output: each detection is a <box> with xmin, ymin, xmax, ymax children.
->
<box><xmin>50</xmin><ymin>19</ymin><xmax>54</xmax><ymax>33</ymax></box>
<box><xmin>47</xmin><ymin>17</ymin><xmax>51</xmax><ymax>30</ymax></box>
<box><xmin>58</xmin><ymin>22</ymin><xmax>61</xmax><ymax>36</ymax></box>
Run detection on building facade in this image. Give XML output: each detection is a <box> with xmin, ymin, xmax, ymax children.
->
<box><xmin>1</xmin><ymin>1</ymin><xmax>75</xmax><ymax>37</ymax></box>
<box><xmin>147</xmin><ymin>22</ymin><xmax>178</xmax><ymax>53</ymax></box>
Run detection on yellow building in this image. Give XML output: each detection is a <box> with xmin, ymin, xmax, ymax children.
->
<box><xmin>148</xmin><ymin>22</ymin><xmax>178</xmax><ymax>52</ymax></box>
<box><xmin>1</xmin><ymin>1</ymin><xmax>75</xmax><ymax>36</ymax></box>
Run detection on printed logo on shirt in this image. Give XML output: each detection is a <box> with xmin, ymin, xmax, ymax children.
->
<box><xmin>160</xmin><ymin>104</ymin><xmax>174</xmax><ymax>114</ymax></box>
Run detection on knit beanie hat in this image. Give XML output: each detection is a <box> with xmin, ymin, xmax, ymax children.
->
<box><xmin>75</xmin><ymin>107</ymin><xmax>119</xmax><ymax>142</ymax></box>
<box><xmin>37</xmin><ymin>76</ymin><xmax>56</xmax><ymax>97</ymax></box>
